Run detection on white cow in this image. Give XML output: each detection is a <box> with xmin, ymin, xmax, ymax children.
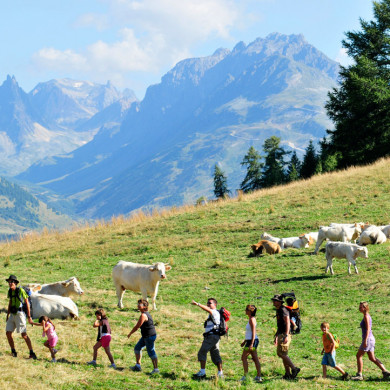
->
<box><xmin>30</xmin><ymin>292</ymin><xmax>79</xmax><ymax>319</ymax></box>
<box><xmin>380</xmin><ymin>224</ymin><xmax>390</xmax><ymax>238</ymax></box>
<box><xmin>358</xmin><ymin>225</ymin><xmax>387</xmax><ymax>245</ymax></box>
<box><xmin>325</xmin><ymin>241</ymin><xmax>368</xmax><ymax>275</ymax></box>
<box><xmin>304</xmin><ymin>232</ymin><xmax>318</xmax><ymax>245</ymax></box>
<box><xmin>261</xmin><ymin>232</ymin><xmax>282</xmax><ymax>246</ymax></box>
<box><xmin>314</xmin><ymin>224</ymin><xmax>362</xmax><ymax>254</ymax></box>
<box><xmin>279</xmin><ymin>235</ymin><xmax>310</xmax><ymax>249</ymax></box>
<box><xmin>112</xmin><ymin>261</ymin><xmax>172</xmax><ymax>310</ymax></box>
<box><xmin>26</xmin><ymin>277</ymin><xmax>84</xmax><ymax>298</ymax></box>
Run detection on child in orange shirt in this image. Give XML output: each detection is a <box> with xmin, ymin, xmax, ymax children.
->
<box><xmin>321</xmin><ymin>322</ymin><xmax>348</xmax><ymax>380</ymax></box>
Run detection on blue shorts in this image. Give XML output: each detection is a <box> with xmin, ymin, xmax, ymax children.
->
<box><xmin>134</xmin><ymin>335</ymin><xmax>157</xmax><ymax>360</ymax></box>
<box><xmin>243</xmin><ymin>338</ymin><xmax>259</xmax><ymax>350</ymax></box>
<box><xmin>322</xmin><ymin>351</ymin><xmax>336</xmax><ymax>367</ymax></box>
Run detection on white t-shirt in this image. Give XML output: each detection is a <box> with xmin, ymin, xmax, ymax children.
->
<box><xmin>204</xmin><ymin>309</ymin><xmax>220</xmax><ymax>333</ymax></box>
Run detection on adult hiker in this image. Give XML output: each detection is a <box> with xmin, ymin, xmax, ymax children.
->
<box><xmin>5</xmin><ymin>275</ymin><xmax>37</xmax><ymax>359</ymax></box>
<box><xmin>271</xmin><ymin>294</ymin><xmax>300</xmax><ymax>380</ymax></box>
<box><xmin>191</xmin><ymin>298</ymin><xmax>223</xmax><ymax>379</ymax></box>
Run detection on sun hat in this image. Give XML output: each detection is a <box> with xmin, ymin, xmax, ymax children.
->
<box><xmin>5</xmin><ymin>275</ymin><xmax>19</xmax><ymax>284</ymax></box>
<box><xmin>270</xmin><ymin>294</ymin><xmax>284</xmax><ymax>303</ymax></box>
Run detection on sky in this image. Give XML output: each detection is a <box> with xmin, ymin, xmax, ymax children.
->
<box><xmin>1</xmin><ymin>0</ymin><xmax>374</xmax><ymax>99</ymax></box>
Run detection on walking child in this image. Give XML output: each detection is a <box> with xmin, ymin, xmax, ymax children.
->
<box><xmin>320</xmin><ymin>322</ymin><xmax>348</xmax><ymax>380</ymax></box>
<box><xmin>32</xmin><ymin>316</ymin><xmax>58</xmax><ymax>362</ymax></box>
<box><xmin>88</xmin><ymin>309</ymin><xmax>116</xmax><ymax>368</ymax></box>
<box><xmin>240</xmin><ymin>304</ymin><xmax>262</xmax><ymax>383</ymax></box>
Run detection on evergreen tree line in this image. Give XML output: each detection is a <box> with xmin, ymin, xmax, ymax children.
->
<box><xmin>213</xmin><ymin>136</ymin><xmax>338</xmax><ymax>198</ymax></box>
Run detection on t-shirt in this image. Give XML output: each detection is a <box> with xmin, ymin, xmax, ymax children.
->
<box><xmin>8</xmin><ymin>287</ymin><xmax>28</xmax><ymax>309</ymax></box>
<box><xmin>204</xmin><ymin>309</ymin><xmax>220</xmax><ymax>333</ymax></box>
<box><xmin>276</xmin><ymin>306</ymin><xmax>290</xmax><ymax>334</ymax></box>
<box><xmin>97</xmin><ymin>318</ymin><xmax>112</xmax><ymax>341</ymax></box>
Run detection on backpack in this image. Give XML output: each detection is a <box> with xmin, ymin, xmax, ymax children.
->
<box><xmin>8</xmin><ymin>286</ymin><xmax>32</xmax><ymax>316</ymax></box>
<box><xmin>328</xmin><ymin>332</ymin><xmax>340</xmax><ymax>349</ymax></box>
<box><xmin>208</xmin><ymin>307</ymin><xmax>231</xmax><ymax>337</ymax></box>
<box><xmin>282</xmin><ymin>292</ymin><xmax>302</xmax><ymax>334</ymax></box>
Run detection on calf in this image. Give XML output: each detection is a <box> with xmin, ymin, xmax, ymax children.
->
<box><xmin>325</xmin><ymin>241</ymin><xmax>368</xmax><ymax>275</ymax></box>
<box><xmin>314</xmin><ymin>224</ymin><xmax>362</xmax><ymax>254</ymax></box>
<box><xmin>251</xmin><ymin>240</ymin><xmax>281</xmax><ymax>256</ymax></box>
<box><xmin>112</xmin><ymin>261</ymin><xmax>172</xmax><ymax>310</ymax></box>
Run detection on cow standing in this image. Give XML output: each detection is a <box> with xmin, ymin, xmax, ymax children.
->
<box><xmin>112</xmin><ymin>261</ymin><xmax>172</xmax><ymax>310</ymax></box>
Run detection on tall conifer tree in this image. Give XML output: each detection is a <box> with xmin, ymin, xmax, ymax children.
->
<box><xmin>240</xmin><ymin>146</ymin><xmax>263</xmax><ymax>193</ymax></box>
<box><xmin>213</xmin><ymin>164</ymin><xmax>229</xmax><ymax>198</ymax></box>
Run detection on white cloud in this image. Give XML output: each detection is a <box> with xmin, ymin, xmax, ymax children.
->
<box><xmin>335</xmin><ymin>48</ymin><xmax>354</xmax><ymax>67</ymax></box>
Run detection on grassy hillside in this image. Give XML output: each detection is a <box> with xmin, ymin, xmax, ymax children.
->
<box><xmin>0</xmin><ymin>158</ymin><xmax>389</xmax><ymax>390</ymax></box>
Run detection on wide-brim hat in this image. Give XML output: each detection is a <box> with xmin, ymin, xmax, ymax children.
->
<box><xmin>6</xmin><ymin>275</ymin><xmax>19</xmax><ymax>284</ymax></box>
<box><xmin>271</xmin><ymin>294</ymin><xmax>284</xmax><ymax>303</ymax></box>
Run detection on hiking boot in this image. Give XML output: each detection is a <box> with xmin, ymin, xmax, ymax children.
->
<box><xmin>130</xmin><ymin>364</ymin><xmax>142</xmax><ymax>372</ymax></box>
<box><xmin>341</xmin><ymin>372</ymin><xmax>349</xmax><ymax>381</ymax></box>
<box><xmin>383</xmin><ymin>370</ymin><xmax>390</xmax><ymax>379</ymax></box>
<box><xmin>240</xmin><ymin>376</ymin><xmax>247</xmax><ymax>382</ymax></box>
<box><xmin>351</xmin><ymin>373</ymin><xmax>363</xmax><ymax>381</ymax></box>
<box><xmin>29</xmin><ymin>352</ymin><xmax>37</xmax><ymax>360</ymax></box>
<box><xmin>291</xmin><ymin>367</ymin><xmax>301</xmax><ymax>379</ymax></box>
<box><xmin>150</xmin><ymin>368</ymin><xmax>160</xmax><ymax>375</ymax></box>
<box><xmin>11</xmin><ymin>350</ymin><xmax>17</xmax><ymax>358</ymax></box>
<box><xmin>282</xmin><ymin>374</ymin><xmax>292</xmax><ymax>380</ymax></box>
<box><xmin>109</xmin><ymin>363</ymin><xmax>117</xmax><ymax>369</ymax></box>
<box><xmin>193</xmin><ymin>370</ymin><xmax>206</xmax><ymax>379</ymax></box>
<box><xmin>254</xmin><ymin>376</ymin><xmax>263</xmax><ymax>382</ymax></box>
<box><xmin>87</xmin><ymin>360</ymin><xmax>97</xmax><ymax>366</ymax></box>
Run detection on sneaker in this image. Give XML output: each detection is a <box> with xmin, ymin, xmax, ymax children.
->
<box><xmin>109</xmin><ymin>363</ymin><xmax>117</xmax><ymax>369</ymax></box>
<box><xmin>240</xmin><ymin>376</ymin><xmax>247</xmax><ymax>382</ymax></box>
<box><xmin>383</xmin><ymin>371</ymin><xmax>390</xmax><ymax>379</ymax></box>
<box><xmin>29</xmin><ymin>352</ymin><xmax>37</xmax><ymax>360</ymax></box>
<box><xmin>11</xmin><ymin>350</ymin><xmax>17</xmax><ymax>358</ymax></box>
<box><xmin>150</xmin><ymin>368</ymin><xmax>160</xmax><ymax>375</ymax></box>
<box><xmin>87</xmin><ymin>360</ymin><xmax>97</xmax><ymax>366</ymax></box>
<box><xmin>130</xmin><ymin>365</ymin><xmax>142</xmax><ymax>372</ymax></box>
<box><xmin>291</xmin><ymin>367</ymin><xmax>301</xmax><ymax>379</ymax></box>
<box><xmin>51</xmin><ymin>358</ymin><xmax>57</xmax><ymax>363</ymax></box>
<box><xmin>351</xmin><ymin>373</ymin><xmax>363</xmax><ymax>381</ymax></box>
<box><xmin>341</xmin><ymin>372</ymin><xmax>349</xmax><ymax>381</ymax></box>
<box><xmin>217</xmin><ymin>372</ymin><xmax>224</xmax><ymax>379</ymax></box>
<box><xmin>282</xmin><ymin>373</ymin><xmax>292</xmax><ymax>380</ymax></box>
<box><xmin>193</xmin><ymin>370</ymin><xmax>206</xmax><ymax>379</ymax></box>
<box><xmin>254</xmin><ymin>376</ymin><xmax>263</xmax><ymax>383</ymax></box>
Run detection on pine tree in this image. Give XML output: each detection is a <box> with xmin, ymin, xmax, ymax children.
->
<box><xmin>240</xmin><ymin>146</ymin><xmax>263</xmax><ymax>193</ymax></box>
<box><xmin>213</xmin><ymin>164</ymin><xmax>229</xmax><ymax>198</ymax></box>
<box><xmin>260</xmin><ymin>136</ymin><xmax>289</xmax><ymax>188</ymax></box>
<box><xmin>286</xmin><ymin>151</ymin><xmax>301</xmax><ymax>182</ymax></box>
<box><xmin>326</xmin><ymin>0</ymin><xmax>390</xmax><ymax>167</ymax></box>
<box><xmin>300</xmin><ymin>140</ymin><xmax>318</xmax><ymax>179</ymax></box>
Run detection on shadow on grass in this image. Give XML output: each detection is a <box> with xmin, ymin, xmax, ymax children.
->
<box><xmin>270</xmin><ymin>274</ymin><xmax>331</xmax><ymax>284</ymax></box>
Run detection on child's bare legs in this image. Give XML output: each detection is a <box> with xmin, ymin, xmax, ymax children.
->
<box><xmin>367</xmin><ymin>351</ymin><xmax>387</xmax><ymax>372</ymax></box>
<box><xmin>334</xmin><ymin>365</ymin><xmax>346</xmax><ymax>375</ymax></box>
<box><xmin>322</xmin><ymin>364</ymin><xmax>327</xmax><ymax>378</ymax></box>
<box><xmin>250</xmin><ymin>350</ymin><xmax>261</xmax><ymax>377</ymax></box>
<box><xmin>44</xmin><ymin>340</ymin><xmax>56</xmax><ymax>359</ymax></box>
<box><xmin>103</xmin><ymin>345</ymin><xmax>115</xmax><ymax>364</ymax></box>
<box><xmin>93</xmin><ymin>341</ymin><xmax>102</xmax><ymax>361</ymax></box>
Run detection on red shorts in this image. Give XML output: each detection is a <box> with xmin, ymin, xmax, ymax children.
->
<box><xmin>101</xmin><ymin>335</ymin><xmax>111</xmax><ymax>348</ymax></box>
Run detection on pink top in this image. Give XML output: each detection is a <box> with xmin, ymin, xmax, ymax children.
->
<box><xmin>43</xmin><ymin>322</ymin><xmax>57</xmax><ymax>340</ymax></box>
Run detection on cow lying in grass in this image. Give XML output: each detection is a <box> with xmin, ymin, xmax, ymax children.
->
<box><xmin>325</xmin><ymin>241</ymin><xmax>368</xmax><ymax>275</ymax></box>
<box><xmin>280</xmin><ymin>235</ymin><xmax>310</xmax><ymax>249</ymax></box>
<box><xmin>358</xmin><ymin>225</ymin><xmax>387</xmax><ymax>245</ymax></box>
<box><xmin>251</xmin><ymin>240</ymin><xmax>281</xmax><ymax>256</ymax></box>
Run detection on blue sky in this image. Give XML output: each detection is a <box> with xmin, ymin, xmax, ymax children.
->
<box><xmin>1</xmin><ymin>0</ymin><xmax>374</xmax><ymax>98</ymax></box>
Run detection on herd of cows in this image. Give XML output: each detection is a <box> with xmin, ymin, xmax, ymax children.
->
<box><xmin>22</xmin><ymin>222</ymin><xmax>389</xmax><ymax>321</ymax></box>
<box><xmin>252</xmin><ymin>222</ymin><xmax>390</xmax><ymax>274</ymax></box>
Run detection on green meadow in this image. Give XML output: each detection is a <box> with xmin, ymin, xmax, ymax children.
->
<box><xmin>0</xmin><ymin>158</ymin><xmax>389</xmax><ymax>389</ymax></box>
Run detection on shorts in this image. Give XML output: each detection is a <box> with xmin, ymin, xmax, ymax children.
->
<box><xmin>48</xmin><ymin>335</ymin><xmax>58</xmax><ymax>348</ymax></box>
<box><xmin>135</xmin><ymin>335</ymin><xmax>157</xmax><ymax>360</ymax></box>
<box><xmin>322</xmin><ymin>351</ymin><xmax>336</xmax><ymax>367</ymax></box>
<box><xmin>359</xmin><ymin>336</ymin><xmax>375</xmax><ymax>352</ymax></box>
<box><xmin>243</xmin><ymin>338</ymin><xmax>259</xmax><ymax>350</ymax></box>
<box><xmin>198</xmin><ymin>334</ymin><xmax>222</xmax><ymax>365</ymax></box>
<box><xmin>101</xmin><ymin>335</ymin><xmax>111</xmax><ymax>348</ymax></box>
<box><xmin>276</xmin><ymin>334</ymin><xmax>291</xmax><ymax>356</ymax></box>
<box><xmin>6</xmin><ymin>312</ymin><xmax>27</xmax><ymax>334</ymax></box>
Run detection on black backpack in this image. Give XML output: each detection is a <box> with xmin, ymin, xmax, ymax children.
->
<box><xmin>282</xmin><ymin>292</ymin><xmax>302</xmax><ymax>334</ymax></box>
<box><xmin>8</xmin><ymin>286</ymin><xmax>33</xmax><ymax>316</ymax></box>
<box><xmin>205</xmin><ymin>307</ymin><xmax>231</xmax><ymax>337</ymax></box>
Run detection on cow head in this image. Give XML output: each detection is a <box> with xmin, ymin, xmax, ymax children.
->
<box><xmin>357</xmin><ymin>247</ymin><xmax>369</xmax><ymax>259</ymax></box>
<box><xmin>149</xmin><ymin>263</ymin><xmax>172</xmax><ymax>280</ymax></box>
<box><xmin>299</xmin><ymin>235</ymin><xmax>310</xmax><ymax>246</ymax></box>
<box><xmin>62</xmin><ymin>277</ymin><xmax>84</xmax><ymax>295</ymax></box>
<box><xmin>261</xmin><ymin>232</ymin><xmax>270</xmax><ymax>240</ymax></box>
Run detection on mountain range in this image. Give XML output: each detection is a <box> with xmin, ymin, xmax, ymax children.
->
<box><xmin>5</xmin><ymin>33</ymin><xmax>339</xmax><ymax>220</ymax></box>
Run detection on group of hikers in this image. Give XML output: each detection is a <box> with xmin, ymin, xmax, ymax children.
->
<box><xmin>5</xmin><ymin>273</ymin><xmax>390</xmax><ymax>382</ymax></box>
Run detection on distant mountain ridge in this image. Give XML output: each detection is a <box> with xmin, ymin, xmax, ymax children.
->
<box><xmin>0</xmin><ymin>76</ymin><xmax>137</xmax><ymax>176</ymax></box>
<box><xmin>17</xmin><ymin>33</ymin><xmax>339</xmax><ymax>219</ymax></box>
